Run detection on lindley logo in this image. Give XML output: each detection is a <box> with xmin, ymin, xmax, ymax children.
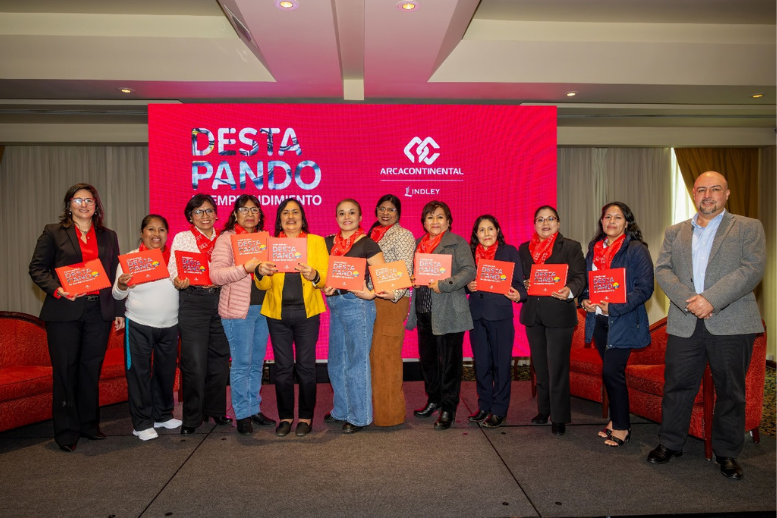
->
<box><xmin>405</xmin><ymin>186</ymin><xmax>441</xmax><ymax>198</ymax></box>
<box><xmin>404</xmin><ymin>137</ymin><xmax>440</xmax><ymax>165</ymax></box>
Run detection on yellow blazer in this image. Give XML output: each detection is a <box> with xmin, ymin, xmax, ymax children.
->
<box><xmin>254</xmin><ymin>233</ymin><xmax>329</xmax><ymax>320</ymax></box>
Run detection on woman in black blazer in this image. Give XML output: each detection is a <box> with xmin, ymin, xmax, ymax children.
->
<box><xmin>29</xmin><ymin>183</ymin><xmax>124</xmax><ymax>452</ymax></box>
<box><xmin>467</xmin><ymin>215</ymin><xmax>527</xmax><ymax>428</ymax></box>
<box><xmin>518</xmin><ymin>205</ymin><xmax>586</xmax><ymax>436</ymax></box>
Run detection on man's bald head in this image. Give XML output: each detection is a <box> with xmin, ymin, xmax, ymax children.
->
<box><xmin>693</xmin><ymin>171</ymin><xmax>730</xmax><ymax>220</ymax></box>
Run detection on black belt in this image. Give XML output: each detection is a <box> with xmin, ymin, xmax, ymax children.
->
<box><xmin>84</xmin><ymin>295</ymin><xmax>100</xmax><ymax>302</ymax></box>
<box><xmin>188</xmin><ymin>286</ymin><xmax>220</xmax><ymax>293</ymax></box>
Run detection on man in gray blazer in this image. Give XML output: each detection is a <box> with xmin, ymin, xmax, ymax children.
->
<box><xmin>648</xmin><ymin>171</ymin><xmax>766</xmax><ymax>480</ymax></box>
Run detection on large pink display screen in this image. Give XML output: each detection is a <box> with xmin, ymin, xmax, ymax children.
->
<box><xmin>149</xmin><ymin>104</ymin><xmax>557</xmax><ymax>359</ymax></box>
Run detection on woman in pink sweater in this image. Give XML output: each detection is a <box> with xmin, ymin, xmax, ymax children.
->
<box><xmin>210</xmin><ymin>195</ymin><xmax>276</xmax><ymax>435</ymax></box>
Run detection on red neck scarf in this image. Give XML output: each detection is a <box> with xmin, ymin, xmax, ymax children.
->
<box><xmin>331</xmin><ymin>227</ymin><xmax>365</xmax><ymax>256</ymax></box>
<box><xmin>417</xmin><ymin>231</ymin><xmax>444</xmax><ymax>254</ymax></box>
<box><xmin>475</xmin><ymin>243</ymin><xmax>497</xmax><ymax>265</ymax></box>
<box><xmin>528</xmin><ymin>232</ymin><xmax>558</xmax><ymax>264</ymax></box>
<box><xmin>593</xmin><ymin>234</ymin><xmax>626</xmax><ymax>270</ymax></box>
<box><xmin>278</xmin><ymin>230</ymin><xmax>307</xmax><ymax>239</ymax></box>
<box><xmin>190</xmin><ymin>225</ymin><xmax>219</xmax><ymax>260</ymax></box>
<box><xmin>369</xmin><ymin>224</ymin><xmax>393</xmax><ymax>243</ymax></box>
<box><xmin>139</xmin><ymin>242</ymin><xmax>171</xmax><ymax>266</ymax></box>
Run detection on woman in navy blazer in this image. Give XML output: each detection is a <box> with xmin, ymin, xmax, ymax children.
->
<box><xmin>29</xmin><ymin>183</ymin><xmax>124</xmax><ymax>452</ymax></box>
<box><xmin>466</xmin><ymin>215</ymin><xmax>527</xmax><ymax>427</ymax></box>
<box><xmin>518</xmin><ymin>206</ymin><xmax>586</xmax><ymax>436</ymax></box>
<box><xmin>580</xmin><ymin>202</ymin><xmax>653</xmax><ymax>447</ymax></box>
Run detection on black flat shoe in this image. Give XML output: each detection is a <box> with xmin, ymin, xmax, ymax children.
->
<box><xmin>647</xmin><ymin>444</ymin><xmax>683</xmax><ymax>464</ymax></box>
<box><xmin>551</xmin><ymin>422</ymin><xmax>566</xmax><ymax>436</ymax></box>
<box><xmin>81</xmin><ymin>429</ymin><xmax>106</xmax><ymax>440</ymax></box>
<box><xmin>204</xmin><ymin>415</ymin><xmax>233</xmax><ymax>425</ymax></box>
<box><xmin>276</xmin><ymin>421</ymin><xmax>292</xmax><ymax>437</ymax></box>
<box><xmin>482</xmin><ymin>414</ymin><xmax>505</xmax><ymax>428</ymax></box>
<box><xmin>434</xmin><ymin>410</ymin><xmax>455</xmax><ymax>430</ymax></box>
<box><xmin>531</xmin><ymin>413</ymin><xmax>549</xmax><ymax>425</ymax></box>
<box><xmin>180</xmin><ymin>426</ymin><xmax>196</xmax><ymax>435</ymax></box>
<box><xmin>342</xmin><ymin>422</ymin><xmax>364</xmax><ymax>434</ymax></box>
<box><xmin>236</xmin><ymin>417</ymin><xmax>253</xmax><ymax>436</ymax></box>
<box><xmin>324</xmin><ymin>413</ymin><xmax>344</xmax><ymax>424</ymax></box>
<box><xmin>295</xmin><ymin>422</ymin><xmax>312</xmax><ymax>437</ymax></box>
<box><xmin>250</xmin><ymin>413</ymin><xmax>276</xmax><ymax>426</ymax></box>
<box><xmin>716</xmin><ymin>456</ymin><xmax>744</xmax><ymax>480</ymax></box>
<box><xmin>59</xmin><ymin>443</ymin><xmax>77</xmax><ymax>453</ymax></box>
<box><xmin>467</xmin><ymin>410</ymin><xmax>489</xmax><ymax>423</ymax></box>
<box><xmin>414</xmin><ymin>402</ymin><xmax>440</xmax><ymax>418</ymax></box>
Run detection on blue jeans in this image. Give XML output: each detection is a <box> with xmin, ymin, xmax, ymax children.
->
<box><xmin>222</xmin><ymin>305</ymin><xmax>269</xmax><ymax>420</ymax></box>
<box><xmin>327</xmin><ymin>293</ymin><xmax>376</xmax><ymax>426</ymax></box>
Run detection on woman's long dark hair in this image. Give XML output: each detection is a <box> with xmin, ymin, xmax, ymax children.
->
<box><xmin>368</xmin><ymin>194</ymin><xmax>402</xmax><ymax>233</ymax></box>
<box><xmin>274</xmin><ymin>198</ymin><xmax>309</xmax><ymax>236</ymax></box>
<box><xmin>588</xmin><ymin>201</ymin><xmax>645</xmax><ymax>248</ymax></box>
<box><xmin>469</xmin><ymin>215</ymin><xmax>506</xmax><ymax>257</ymax></box>
<box><xmin>224</xmin><ymin>194</ymin><xmax>263</xmax><ymax>232</ymax></box>
<box><xmin>59</xmin><ymin>183</ymin><xmax>106</xmax><ymax>230</ymax></box>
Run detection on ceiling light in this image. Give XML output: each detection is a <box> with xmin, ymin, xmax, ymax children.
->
<box><xmin>118</xmin><ymin>88</ymin><xmax>134</xmax><ymax>94</ymax></box>
<box><xmin>752</xmin><ymin>93</ymin><xmax>763</xmax><ymax>98</ymax></box>
<box><xmin>275</xmin><ymin>0</ymin><xmax>299</xmax><ymax>10</ymax></box>
<box><xmin>397</xmin><ymin>1</ymin><xmax>419</xmax><ymax>11</ymax></box>
<box><xmin>565</xmin><ymin>91</ymin><xmax>577</xmax><ymax>97</ymax></box>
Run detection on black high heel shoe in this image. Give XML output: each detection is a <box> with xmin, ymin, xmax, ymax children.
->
<box><xmin>605</xmin><ymin>428</ymin><xmax>631</xmax><ymax>447</ymax></box>
<box><xmin>204</xmin><ymin>415</ymin><xmax>233</xmax><ymax>425</ymax></box>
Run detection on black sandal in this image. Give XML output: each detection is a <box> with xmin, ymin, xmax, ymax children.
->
<box><xmin>598</xmin><ymin>426</ymin><xmax>612</xmax><ymax>438</ymax></box>
<box><xmin>605</xmin><ymin>429</ymin><xmax>631</xmax><ymax>447</ymax></box>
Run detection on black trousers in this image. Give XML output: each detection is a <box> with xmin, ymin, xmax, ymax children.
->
<box><xmin>267</xmin><ymin>308</ymin><xmax>320</xmax><ymax>420</ymax></box>
<box><xmin>525</xmin><ymin>322</ymin><xmax>574</xmax><ymax>423</ymax></box>
<box><xmin>178</xmin><ymin>288</ymin><xmax>230</xmax><ymax>427</ymax></box>
<box><xmin>592</xmin><ymin>315</ymin><xmax>632</xmax><ymax>430</ymax></box>
<box><xmin>660</xmin><ymin>319</ymin><xmax>754</xmax><ymax>458</ymax></box>
<box><xmin>125</xmin><ymin>320</ymin><xmax>179</xmax><ymax>431</ymax></box>
<box><xmin>470</xmin><ymin>317</ymin><xmax>514</xmax><ymax>416</ymax></box>
<box><xmin>416</xmin><ymin>312</ymin><xmax>464</xmax><ymax>413</ymax></box>
<box><xmin>45</xmin><ymin>298</ymin><xmax>111</xmax><ymax>446</ymax></box>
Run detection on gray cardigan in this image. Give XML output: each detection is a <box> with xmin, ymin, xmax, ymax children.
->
<box><xmin>655</xmin><ymin>211</ymin><xmax>765</xmax><ymax>338</ymax></box>
<box><xmin>406</xmin><ymin>231</ymin><xmax>476</xmax><ymax>335</ymax></box>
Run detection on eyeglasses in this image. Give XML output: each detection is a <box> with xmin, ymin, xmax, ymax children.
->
<box><xmin>237</xmin><ymin>207</ymin><xmax>260</xmax><ymax>214</ymax></box>
<box><xmin>192</xmin><ymin>209</ymin><xmax>215</xmax><ymax>216</ymax></box>
<box><xmin>377</xmin><ymin>207</ymin><xmax>397</xmax><ymax>213</ymax></box>
<box><xmin>535</xmin><ymin>216</ymin><xmax>558</xmax><ymax>224</ymax></box>
<box><xmin>71</xmin><ymin>198</ymin><xmax>95</xmax><ymax>207</ymax></box>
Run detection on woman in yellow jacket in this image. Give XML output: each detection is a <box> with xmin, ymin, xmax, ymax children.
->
<box><xmin>255</xmin><ymin>199</ymin><xmax>328</xmax><ymax>437</ymax></box>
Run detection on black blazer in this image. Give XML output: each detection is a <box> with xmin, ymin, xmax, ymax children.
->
<box><xmin>468</xmin><ymin>243</ymin><xmax>527</xmax><ymax>321</ymax></box>
<box><xmin>518</xmin><ymin>234</ymin><xmax>586</xmax><ymax>328</ymax></box>
<box><xmin>29</xmin><ymin>223</ymin><xmax>123</xmax><ymax>322</ymax></box>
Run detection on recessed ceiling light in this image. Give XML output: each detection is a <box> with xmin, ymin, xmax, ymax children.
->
<box><xmin>566</xmin><ymin>91</ymin><xmax>577</xmax><ymax>97</ymax></box>
<box><xmin>397</xmin><ymin>1</ymin><xmax>419</xmax><ymax>11</ymax></box>
<box><xmin>118</xmin><ymin>87</ymin><xmax>134</xmax><ymax>94</ymax></box>
<box><xmin>275</xmin><ymin>0</ymin><xmax>299</xmax><ymax>10</ymax></box>
<box><xmin>752</xmin><ymin>93</ymin><xmax>763</xmax><ymax>98</ymax></box>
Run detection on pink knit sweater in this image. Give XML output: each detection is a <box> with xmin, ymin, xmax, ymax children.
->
<box><xmin>209</xmin><ymin>229</ymin><xmax>255</xmax><ymax>320</ymax></box>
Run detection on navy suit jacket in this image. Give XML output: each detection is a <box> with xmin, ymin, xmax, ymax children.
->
<box><xmin>468</xmin><ymin>243</ymin><xmax>527</xmax><ymax>321</ymax></box>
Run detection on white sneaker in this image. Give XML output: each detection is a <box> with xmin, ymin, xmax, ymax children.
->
<box><xmin>154</xmin><ymin>418</ymin><xmax>182</xmax><ymax>429</ymax></box>
<box><xmin>133</xmin><ymin>428</ymin><xmax>158</xmax><ymax>441</ymax></box>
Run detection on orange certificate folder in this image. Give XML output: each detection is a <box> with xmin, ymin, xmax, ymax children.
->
<box><xmin>175</xmin><ymin>251</ymin><xmax>211</xmax><ymax>286</ymax></box>
<box><xmin>527</xmin><ymin>264</ymin><xmax>568</xmax><ymax>296</ymax></box>
<box><xmin>370</xmin><ymin>261</ymin><xmax>411</xmax><ymax>293</ymax></box>
<box><xmin>118</xmin><ymin>249</ymin><xmax>168</xmax><ymax>286</ymax></box>
<box><xmin>476</xmin><ymin>259</ymin><xmax>515</xmax><ymax>295</ymax></box>
<box><xmin>327</xmin><ymin>256</ymin><xmax>366</xmax><ymax>292</ymax></box>
<box><xmin>588</xmin><ymin>268</ymin><xmax>627</xmax><ymax>304</ymax></box>
<box><xmin>231</xmin><ymin>232</ymin><xmax>269</xmax><ymax>266</ymax></box>
<box><xmin>414</xmin><ymin>253</ymin><xmax>452</xmax><ymax>285</ymax></box>
<box><xmin>268</xmin><ymin>237</ymin><xmax>308</xmax><ymax>272</ymax></box>
<box><xmin>55</xmin><ymin>259</ymin><xmax>111</xmax><ymax>295</ymax></box>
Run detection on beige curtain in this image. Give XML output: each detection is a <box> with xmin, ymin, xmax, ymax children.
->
<box><xmin>674</xmin><ymin>147</ymin><xmax>760</xmax><ymax>218</ymax></box>
<box><xmin>758</xmin><ymin>146</ymin><xmax>776</xmax><ymax>361</ymax></box>
<box><xmin>0</xmin><ymin>146</ymin><xmax>149</xmax><ymax>316</ymax></box>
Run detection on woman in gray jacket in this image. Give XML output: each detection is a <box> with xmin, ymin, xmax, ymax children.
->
<box><xmin>406</xmin><ymin>201</ymin><xmax>476</xmax><ymax>430</ymax></box>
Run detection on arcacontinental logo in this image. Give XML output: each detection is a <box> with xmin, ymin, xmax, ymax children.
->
<box><xmin>404</xmin><ymin>137</ymin><xmax>440</xmax><ymax>165</ymax></box>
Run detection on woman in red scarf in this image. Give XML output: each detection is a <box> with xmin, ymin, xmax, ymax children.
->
<box><xmin>580</xmin><ymin>202</ymin><xmax>653</xmax><ymax>447</ymax></box>
<box><xmin>466</xmin><ymin>215</ymin><xmax>527</xmax><ymax>428</ymax></box>
<box><xmin>169</xmin><ymin>194</ymin><xmax>231</xmax><ymax>434</ymax></box>
<box><xmin>406</xmin><ymin>201</ymin><xmax>476</xmax><ymax>430</ymax></box>
<box><xmin>518</xmin><ymin>205</ymin><xmax>586</xmax><ymax>436</ymax></box>
<box><xmin>322</xmin><ymin>199</ymin><xmax>385</xmax><ymax>433</ymax></box>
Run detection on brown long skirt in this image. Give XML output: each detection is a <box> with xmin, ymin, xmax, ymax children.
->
<box><xmin>370</xmin><ymin>297</ymin><xmax>409</xmax><ymax>426</ymax></box>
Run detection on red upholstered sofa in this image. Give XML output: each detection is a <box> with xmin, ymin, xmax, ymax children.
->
<box><xmin>0</xmin><ymin>311</ymin><xmax>129</xmax><ymax>432</ymax></box>
<box><xmin>563</xmin><ymin>309</ymin><xmax>767</xmax><ymax>459</ymax></box>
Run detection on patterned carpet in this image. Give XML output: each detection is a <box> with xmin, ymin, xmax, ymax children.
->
<box><xmin>462</xmin><ymin>364</ymin><xmax>776</xmax><ymax>437</ymax></box>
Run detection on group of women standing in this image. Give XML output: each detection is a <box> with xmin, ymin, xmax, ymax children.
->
<box><xmin>30</xmin><ymin>182</ymin><xmax>654</xmax><ymax>451</ymax></box>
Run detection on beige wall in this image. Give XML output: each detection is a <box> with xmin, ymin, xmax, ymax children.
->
<box><xmin>759</xmin><ymin>146</ymin><xmax>776</xmax><ymax>361</ymax></box>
